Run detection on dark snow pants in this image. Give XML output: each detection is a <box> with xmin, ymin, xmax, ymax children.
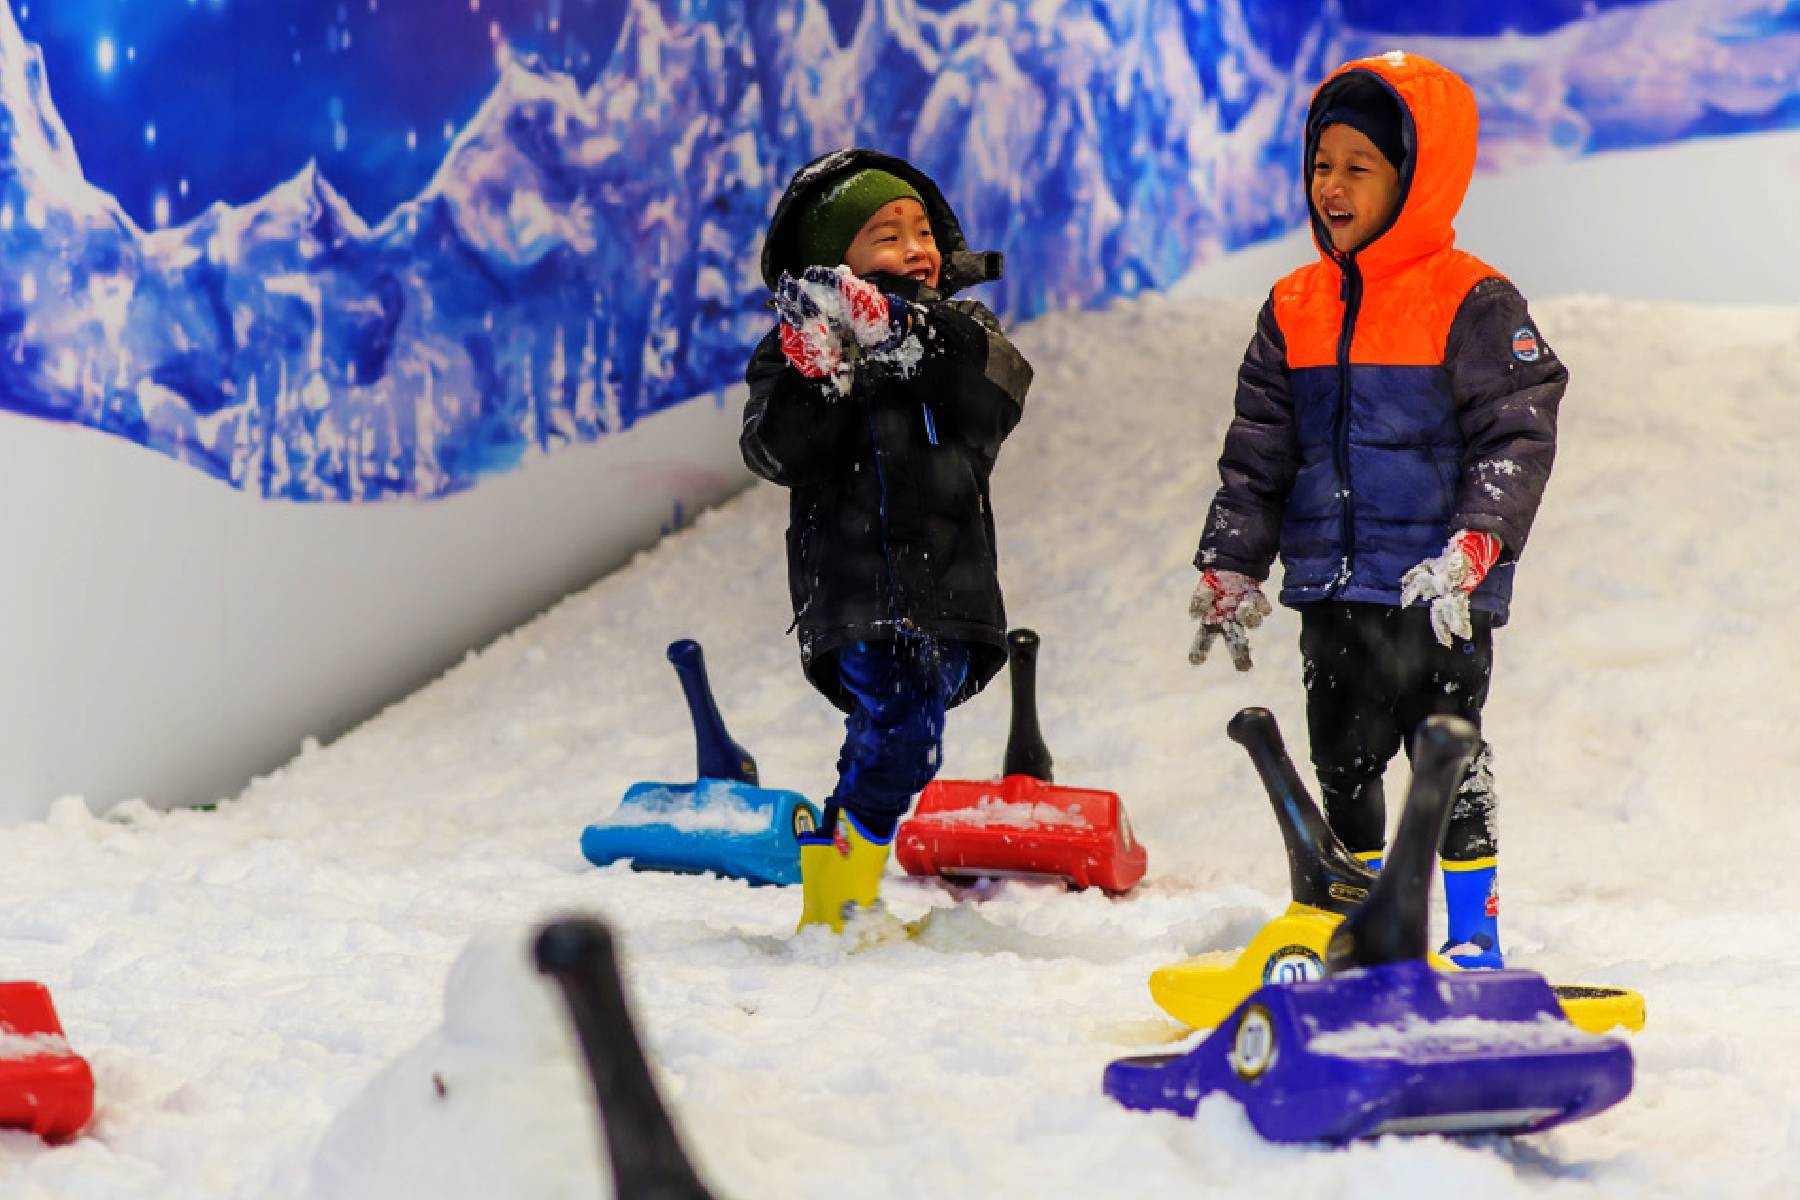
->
<box><xmin>1299</xmin><ymin>601</ymin><xmax>1497</xmax><ymax>863</ymax></box>
<box><xmin>825</xmin><ymin>638</ymin><xmax>971</xmax><ymax>841</ymax></box>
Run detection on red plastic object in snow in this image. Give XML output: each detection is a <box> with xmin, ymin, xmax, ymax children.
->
<box><xmin>0</xmin><ymin>982</ymin><xmax>95</xmax><ymax>1142</ymax></box>
<box><xmin>895</xmin><ymin>630</ymin><xmax>1148</xmax><ymax>894</ymax></box>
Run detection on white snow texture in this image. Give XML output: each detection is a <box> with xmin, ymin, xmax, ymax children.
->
<box><xmin>4</xmin><ymin>136</ymin><xmax>1800</xmax><ymax>1198</ymax></box>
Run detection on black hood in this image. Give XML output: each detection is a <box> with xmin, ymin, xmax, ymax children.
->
<box><xmin>759</xmin><ymin>147</ymin><xmax>1004</xmax><ymax>297</ymax></box>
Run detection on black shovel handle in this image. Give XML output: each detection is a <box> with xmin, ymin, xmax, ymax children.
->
<box><xmin>1227</xmin><ymin>708</ymin><xmax>1377</xmax><ymax>915</ymax></box>
<box><xmin>1325</xmin><ymin>716</ymin><xmax>1481</xmax><ymax>974</ymax></box>
<box><xmin>667</xmin><ymin>640</ymin><xmax>758</xmax><ymax>785</ymax></box>
<box><xmin>1001</xmin><ymin>629</ymin><xmax>1054</xmax><ymax>782</ymax></box>
<box><xmin>534</xmin><ymin>917</ymin><xmax>720</xmax><ymax>1200</ymax></box>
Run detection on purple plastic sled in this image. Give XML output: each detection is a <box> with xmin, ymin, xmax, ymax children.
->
<box><xmin>1104</xmin><ymin>714</ymin><xmax>1635</xmax><ymax>1142</ymax></box>
<box><xmin>1105</xmin><ymin>958</ymin><xmax>1632</xmax><ymax>1140</ymax></box>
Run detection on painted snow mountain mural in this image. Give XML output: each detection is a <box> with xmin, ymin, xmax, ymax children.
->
<box><xmin>0</xmin><ymin>0</ymin><xmax>1796</xmax><ymax>500</ymax></box>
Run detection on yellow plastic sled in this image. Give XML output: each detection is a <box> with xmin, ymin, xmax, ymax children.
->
<box><xmin>1148</xmin><ymin>902</ymin><xmax>1646</xmax><ymax>1035</ymax></box>
<box><xmin>1152</xmin><ymin>710</ymin><xmax>1646</xmax><ymax>1036</ymax></box>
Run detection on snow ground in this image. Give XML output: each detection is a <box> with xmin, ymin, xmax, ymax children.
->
<box><xmin>6</xmin><ymin>216</ymin><xmax>1800</xmax><ymax>1198</ymax></box>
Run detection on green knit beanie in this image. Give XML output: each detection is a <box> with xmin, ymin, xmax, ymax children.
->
<box><xmin>796</xmin><ymin>168</ymin><xmax>928</xmax><ymax>268</ymax></box>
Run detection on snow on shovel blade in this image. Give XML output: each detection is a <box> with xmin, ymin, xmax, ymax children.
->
<box><xmin>1106</xmin><ymin>716</ymin><xmax>1635</xmax><ymax>1141</ymax></box>
<box><xmin>896</xmin><ymin>630</ymin><xmax>1147</xmax><ymax>893</ymax></box>
<box><xmin>582</xmin><ymin>640</ymin><xmax>819</xmax><ymax>886</ymax></box>
<box><xmin>0</xmin><ymin>982</ymin><xmax>95</xmax><ymax>1142</ymax></box>
<box><xmin>583</xmin><ymin>779</ymin><xmax>818</xmax><ymax>886</ymax></box>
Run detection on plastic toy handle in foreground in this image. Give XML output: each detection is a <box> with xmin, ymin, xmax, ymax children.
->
<box><xmin>1226</xmin><ymin>707</ymin><xmax>1377</xmax><ymax>914</ymax></box>
<box><xmin>1001</xmin><ymin>629</ymin><xmax>1053</xmax><ymax>782</ymax></box>
<box><xmin>667</xmin><ymin>640</ymin><xmax>758</xmax><ymax>786</ymax></box>
<box><xmin>1326</xmin><ymin>716</ymin><xmax>1480</xmax><ymax>974</ymax></box>
<box><xmin>535</xmin><ymin>917</ymin><xmax>721</xmax><ymax>1200</ymax></box>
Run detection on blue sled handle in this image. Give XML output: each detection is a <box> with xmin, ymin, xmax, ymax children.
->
<box><xmin>667</xmin><ymin>640</ymin><xmax>758</xmax><ymax>786</ymax></box>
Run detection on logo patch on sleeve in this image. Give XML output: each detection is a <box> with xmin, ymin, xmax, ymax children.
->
<box><xmin>1510</xmin><ymin>326</ymin><xmax>1542</xmax><ymax>363</ymax></box>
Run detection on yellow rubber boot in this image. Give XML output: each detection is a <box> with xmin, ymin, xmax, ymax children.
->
<box><xmin>796</xmin><ymin>813</ymin><xmax>895</xmax><ymax>937</ymax></box>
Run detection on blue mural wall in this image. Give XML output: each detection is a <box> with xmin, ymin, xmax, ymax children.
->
<box><xmin>1</xmin><ymin>0</ymin><xmax>1796</xmax><ymax>501</ymax></box>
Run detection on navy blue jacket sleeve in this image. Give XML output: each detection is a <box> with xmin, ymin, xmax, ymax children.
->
<box><xmin>910</xmin><ymin>299</ymin><xmax>1030</xmax><ymax>468</ymax></box>
<box><xmin>1193</xmin><ymin>296</ymin><xmax>1296</xmax><ymax>578</ymax></box>
<box><xmin>739</xmin><ymin>327</ymin><xmax>861</xmax><ymax>487</ymax></box>
<box><xmin>1446</xmin><ymin>277</ymin><xmax>1567</xmax><ymax>557</ymax></box>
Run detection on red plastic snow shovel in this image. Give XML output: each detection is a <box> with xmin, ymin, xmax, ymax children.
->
<box><xmin>0</xmin><ymin>982</ymin><xmax>95</xmax><ymax>1141</ymax></box>
<box><xmin>896</xmin><ymin>629</ymin><xmax>1148</xmax><ymax>893</ymax></box>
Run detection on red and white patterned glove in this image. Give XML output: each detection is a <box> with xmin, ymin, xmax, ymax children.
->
<box><xmin>1188</xmin><ymin>569</ymin><xmax>1272</xmax><ymax>671</ymax></box>
<box><xmin>834</xmin><ymin>270</ymin><xmax>912</xmax><ymax>351</ymax></box>
<box><xmin>1400</xmin><ymin>529</ymin><xmax>1503</xmax><ymax>647</ymax></box>
<box><xmin>779</xmin><ymin>320</ymin><xmax>842</xmax><ymax>379</ymax></box>
<box><xmin>775</xmin><ymin>269</ymin><xmax>845</xmax><ymax>380</ymax></box>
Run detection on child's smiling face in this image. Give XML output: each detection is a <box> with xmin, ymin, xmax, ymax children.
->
<box><xmin>1310</xmin><ymin>123</ymin><xmax>1401</xmax><ymax>254</ymax></box>
<box><xmin>842</xmin><ymin>198</ymin><xmax>940</xmax><ymax>288</ymax></box>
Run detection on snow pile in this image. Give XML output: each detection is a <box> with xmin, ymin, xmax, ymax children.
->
<box><xmin>306</xmin><ymin>927</ymin><xmax>607</xmax><ymax>1200</ymax></box>
<box><xmin>1307</xmin><ymin>1012</ymin><xmax>1605</xmax><ymax>1061</ymax></box>
<box><xmin>0</xmin><ymin>1031</ymin><xmax>71</xmax><ymax>1061</ymax></box>
<box><xmin>925</xmin><ymin>796</ymin><xmax>1096</xmax><ymax>830</ymax></box>
<box><xmin>605</xmin><ymin>780</ymin><xmax>779</xmax><ymax>835</ymax></box>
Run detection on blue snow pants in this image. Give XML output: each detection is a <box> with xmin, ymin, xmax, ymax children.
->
<box><xmin>825</xmin><ymin>638</ymin><xmax>971</xmax><ymax>840</ymax></box>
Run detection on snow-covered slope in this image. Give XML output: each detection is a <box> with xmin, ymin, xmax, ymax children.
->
<box><xmin>1</xmin><ymin>267</ymin><xmax>1796</xmax><ymax>1194</ymax></box>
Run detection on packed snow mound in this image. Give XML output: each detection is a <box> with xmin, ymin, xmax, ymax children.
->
<box><xmin>306</xmin><ymin>926</ymin><xmax>609</xmax><ymax>1200</ymax></box>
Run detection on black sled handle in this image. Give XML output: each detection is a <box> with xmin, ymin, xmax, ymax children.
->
<box><xmin>1325</xmin><ymin>716</ymin><xmax>1481</xmax><ymax>975</ymax></box>
<box><xmin>1226</xmin><ymin>708</ymin><xmax>1377</xmax><ymax>915</ymax></box>
<box><xmin>534</xmin><ymin>917</ymin><xmax>721</xmax><ymax>1200</ymax></box>
<box><xmin>667</xmin><ymin>640</ymin><xmax>758</xmax><ymax>785</ymax></box>
<box><xmin>1002</xmin><ymin>629</ymin><xmax>1053</xmax><ymax>782</ymax></box>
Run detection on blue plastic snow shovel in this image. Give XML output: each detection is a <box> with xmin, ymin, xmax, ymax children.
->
<box><xmin>582</xmin><ymin>640</ymin><xmax>819</xmax><ymax>886</ymax></box>
<box><xmin>1104</xmin><ymin>716</ymin><xmax>1635</xmax><ymax>1142</ymax></box>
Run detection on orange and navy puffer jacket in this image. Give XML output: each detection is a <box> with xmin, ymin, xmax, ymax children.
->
<box><xmin>1194</xmin><ymin>54</ymin><xmax>1568</xmax><ymax>624</ymax></box>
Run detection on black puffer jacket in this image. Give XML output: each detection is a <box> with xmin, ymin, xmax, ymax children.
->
<box><xmin>742</xmin><ymin>149</ymin><xmax>1033</xmax><ymax>713</ymax></box>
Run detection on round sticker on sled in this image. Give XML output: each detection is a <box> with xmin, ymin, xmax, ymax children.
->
<box><xmin>1231</xmin><ymin>1005</ymin><xmax>1278</xmax><ymax>1081</ymax></box>
<box><xmin>792</xmin><ymin>806</ymin><xmax>817</xmax><ymax>838</ymax></box>
<box><xmin>1511</xmin><ymin>326</ymin><xmax>1541</xmax><ymax>363</ymax></box>
<box><xmin>1263</xmin><ymin>945</ymin><xmax>1324</xmax><ymax>986</ymax></box>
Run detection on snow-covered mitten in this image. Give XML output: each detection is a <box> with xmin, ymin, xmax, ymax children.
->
<box><xmin>832</xmin><ymin>269</ymin><xmax>913</xmax><ymax>351</ymax></box>
<box><xmin>774</xmin><ymin>270</ymin><xmax>844</xmax><ymax>380</ymax></box>
<box><xmin>1440</xmin><ymin>858</ymin><xmax>1503</xmax><ymax>969</ymax></box>
<box><xmin>1187</xmin><ymin>569</ymin><xmax>1271</xmax><ymax>671</ymax></box>
<box><xmin>1399</xmin><ymin>529</ymin><xmax>1503</xmax><ymax>647</ymax></box>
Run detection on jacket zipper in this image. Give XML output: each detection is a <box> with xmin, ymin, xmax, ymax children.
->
<box><xmin>862</xmin><ymin>386</ymin><xmax>910</xmax><ymax>637</ymax></box>
<box><xmin>1332</xmin><ymin>257</ymin><xmax>1363</xmax><ymax>595</ymax></box>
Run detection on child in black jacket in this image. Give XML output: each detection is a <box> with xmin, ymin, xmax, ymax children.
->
<box><xmin>742</xmin><ymin>149</ymin><xmax>1032</xmax><ymax>941</ymax></box>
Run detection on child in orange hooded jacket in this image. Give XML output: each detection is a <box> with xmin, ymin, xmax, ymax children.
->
<box><xmin>1189</xmin><ymin>54</ymin><xmax>1568</xmax><ymax>969</ymax></box>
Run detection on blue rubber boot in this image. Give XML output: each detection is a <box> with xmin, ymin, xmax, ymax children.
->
<box><xmin>1440</xmin><ymin>858</ymin><xmax>1503</xmax><ymax>969</ymax></box>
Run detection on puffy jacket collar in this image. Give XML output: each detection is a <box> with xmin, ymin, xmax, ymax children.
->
<box><xmin>759</xmin><ymin>148</ymin><xmax>1003</xmax><ymax>297</ymax></box>
<box><xmin>1304</xmin><ymin>53</ymin><xmax>1478</xmax><ymax>280</ymax></box>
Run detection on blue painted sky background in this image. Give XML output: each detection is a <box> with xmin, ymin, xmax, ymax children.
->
<box><xmin>18</xmin><ymin>0</ymin><xmax>629</xmax><ymax>227</ymax></box>
<box><xmin>22</xmin><ymin>0</ymin><xmax>1666</xmax><ymax>231</ymax></box>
